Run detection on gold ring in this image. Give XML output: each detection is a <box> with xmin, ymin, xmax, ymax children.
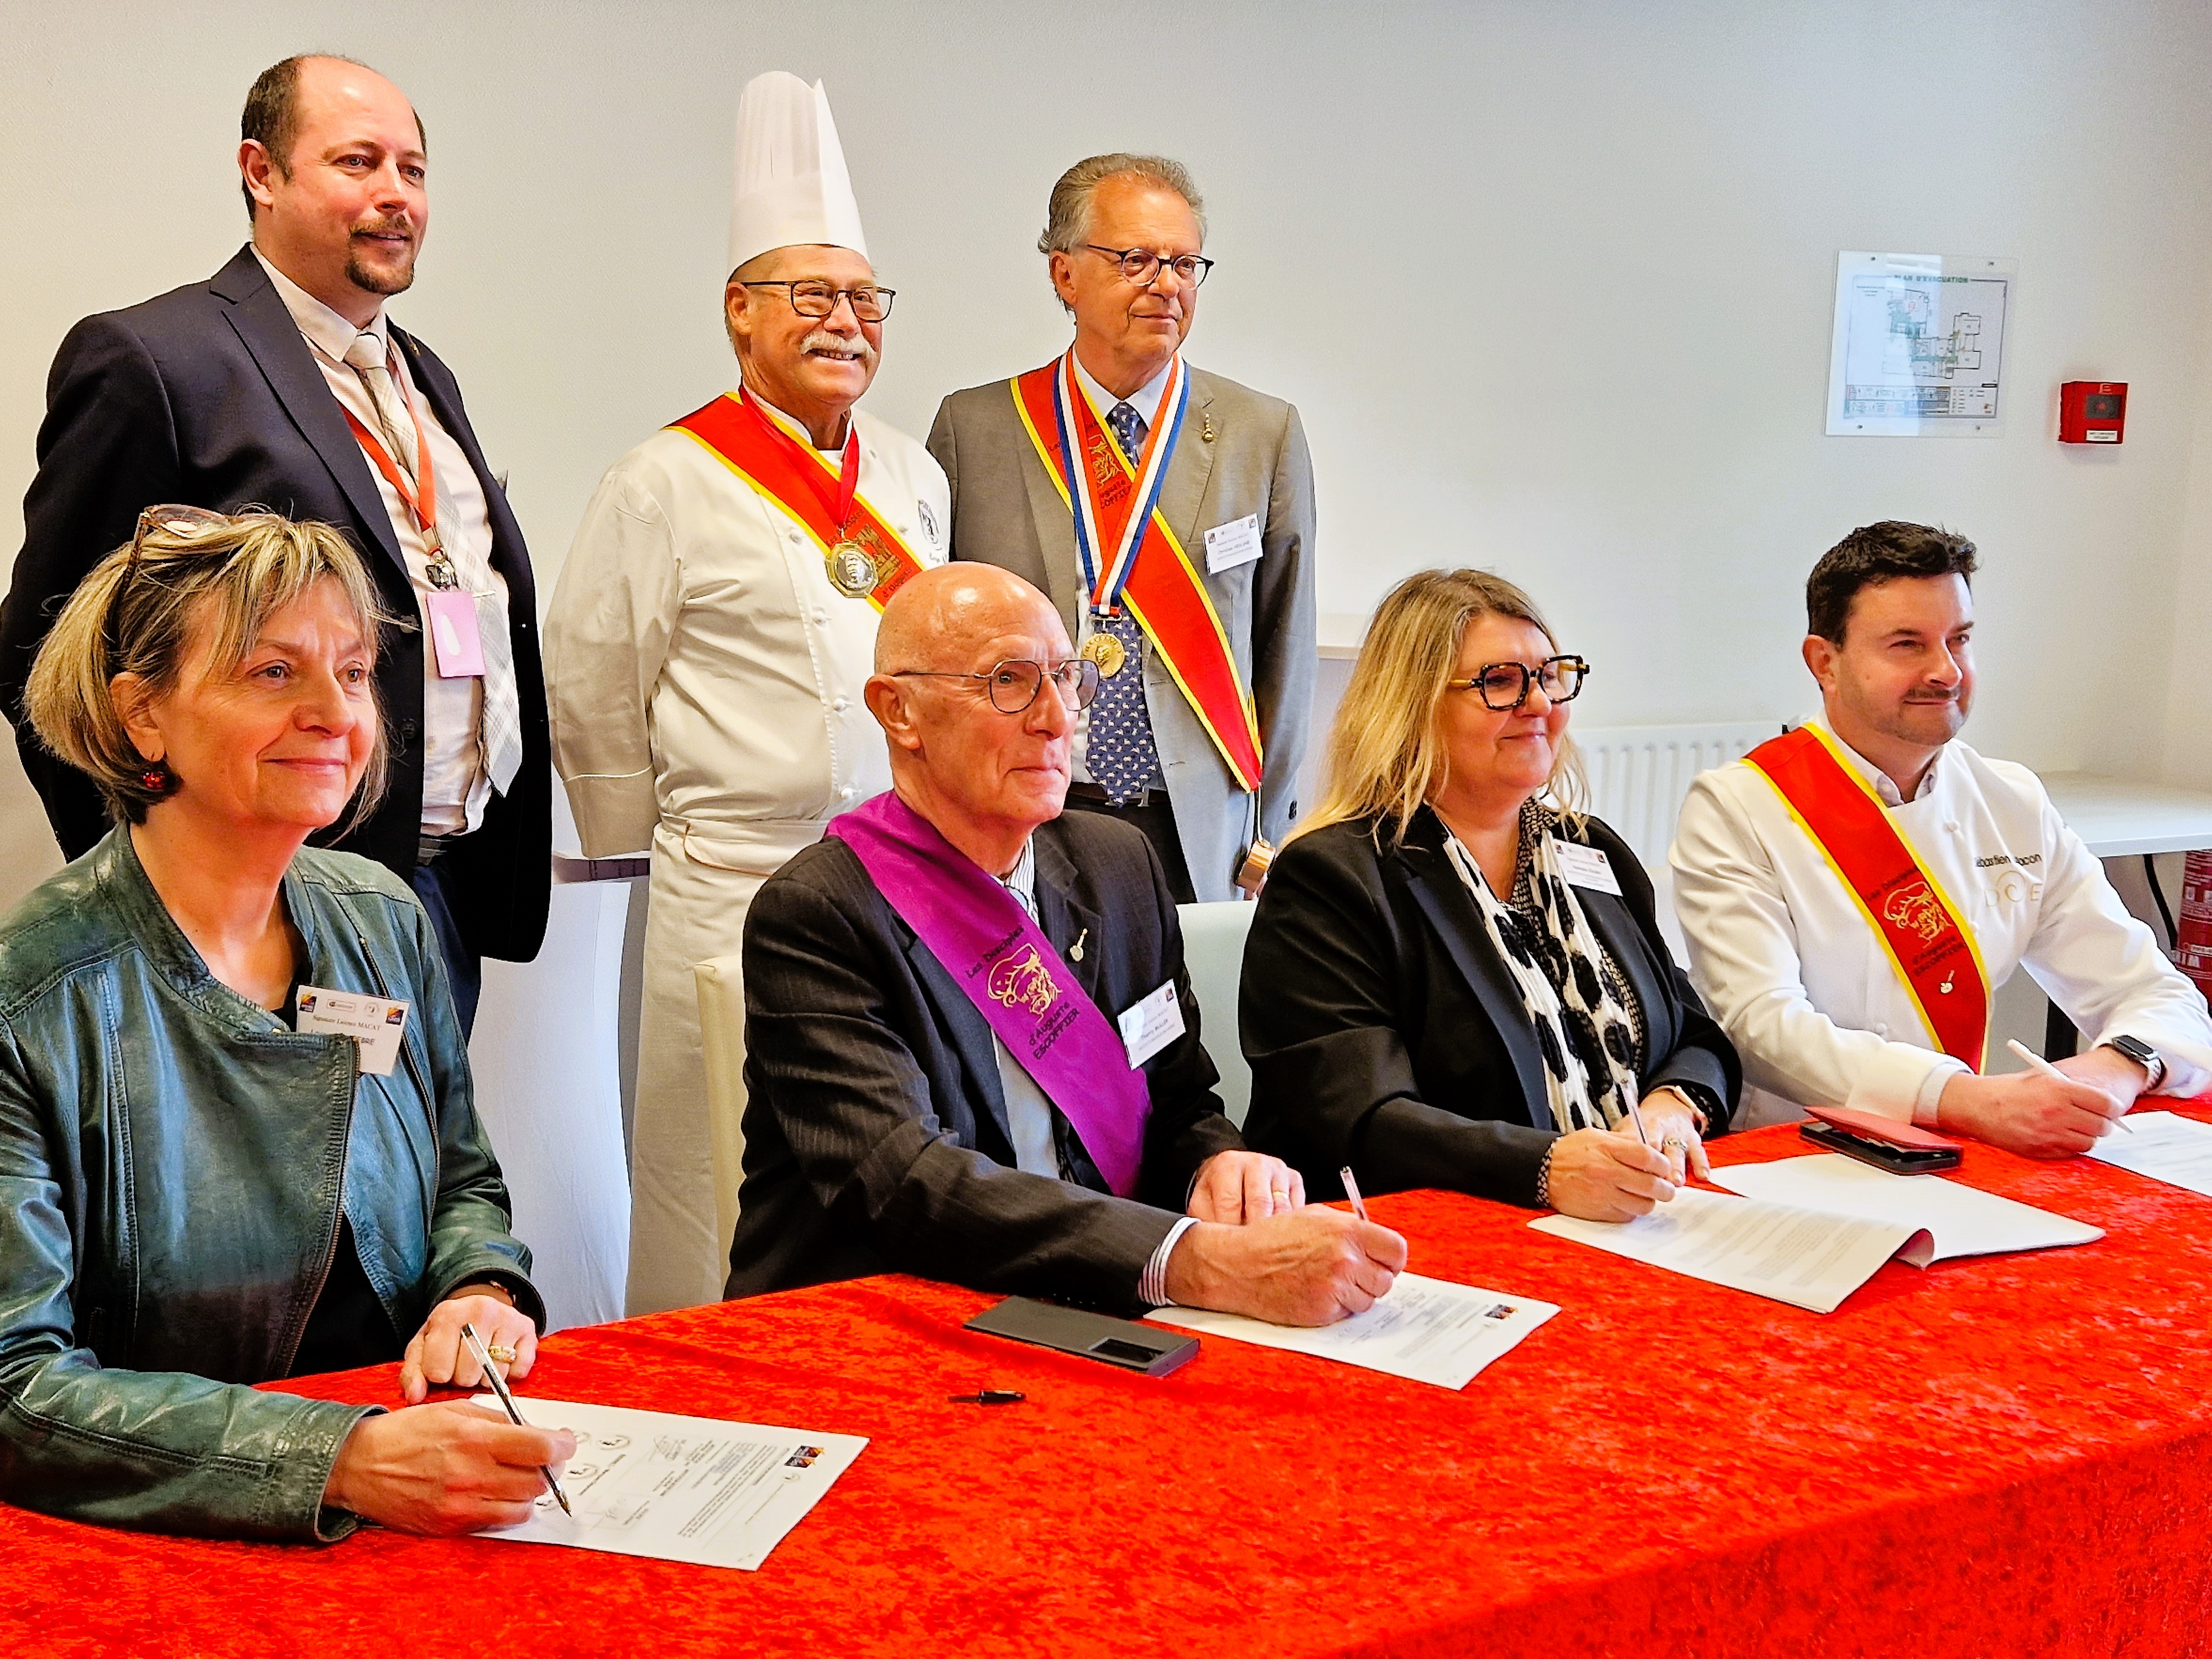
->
<box><xmin>484</xmin><ymin>1343</ymin><xmax>518</xmax><ymax>1364</ymax></box>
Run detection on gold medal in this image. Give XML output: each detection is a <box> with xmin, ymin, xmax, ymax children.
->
<box><xmin>827</xmin><ymin>540</ymin><xmax>879</xmax><ymax>599</ymax></box>
<box><xmin>1080</xmin><ymin>629</ymin><xmax>1126</xmax><ymax>678</ymax></box>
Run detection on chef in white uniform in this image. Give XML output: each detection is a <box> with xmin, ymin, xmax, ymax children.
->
<box><xmin>1671</xmin><ymin>520</ymin><xmax>2212</xmax><ymax>1155</ymax></box>
<box><xmin>545</xmin><ymin>72</ymin><xmax>948</xmax><ymax>1313</ymax></box>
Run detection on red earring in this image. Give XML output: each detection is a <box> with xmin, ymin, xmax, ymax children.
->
<box><xmin>139</xmin><ymin>759</ymin><xmax>174</xmax><ymax>795</ymax></box>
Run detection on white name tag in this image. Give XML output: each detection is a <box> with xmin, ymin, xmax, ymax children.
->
<box><xmin>1203</xmin><ymin>513</ymin><xmax>1263</xmax><ymax>574</ymax></box>
<box><xmin>1117</xmin><ymin>979</ymin><xmax>1186</xmax><ymax>1070</ymax></box>
<box><xmin>296</xmin><ymin>985</ymin><xmax>410</xmax><ymax>1076</ymax></box>
<box><xmin>1550</xmin><ymin>838</ymin><xmax>1623</xmax><ymax>896</ymax></box>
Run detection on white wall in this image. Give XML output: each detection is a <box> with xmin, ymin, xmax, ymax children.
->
<box><xmin>6</xmin><ymin>1</ymin><xmax>2212</xmax><ymax>1319</ymax></box>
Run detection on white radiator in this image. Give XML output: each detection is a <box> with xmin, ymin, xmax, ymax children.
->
<box><xmin>1573</xmin><ymin>721</ymin><xmax>1784</xmax><ymax>870</ymax></box>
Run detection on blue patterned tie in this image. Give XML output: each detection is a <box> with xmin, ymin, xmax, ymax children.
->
<box><xmin>1084</xmin><ymin>402</ymin><xmax>1162</xmax><ymax>805</ymax></box>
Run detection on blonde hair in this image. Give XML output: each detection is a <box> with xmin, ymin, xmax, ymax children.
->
<box><xmin>1298</xmin><ymin>567</ymin><xmax>1586</xmax><ymax>846</ymax></box>
<box><xmin>24</xmin><ymin>510</ymin><xmax>392</xmax><ymax>831</ymax></box>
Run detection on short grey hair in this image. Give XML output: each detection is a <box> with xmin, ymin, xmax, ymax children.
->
<box><xmin>1037</xmin><ymin>154</ymin><xmax>1207</xmax><ymax>309</ymax></box>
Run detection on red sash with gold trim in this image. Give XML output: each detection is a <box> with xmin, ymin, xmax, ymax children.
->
<box><xmin>669</xmin><ymin>393</ymin><xmax>927</xmax><ymax>612</ymax></box>
<box><xmin>1744</xmin><ymin>725</ymin><xmax>1990</xmax><ymax>1069</ymax></box>
<box><xmin>1010</xmin><ymin>359</ymin><xmax>1264</xmax><ymax>791</ymax></box>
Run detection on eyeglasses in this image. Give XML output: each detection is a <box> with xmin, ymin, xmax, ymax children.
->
<box><xmin>1084</xmin><ymin>244</ymin><xmax>1215</xmax><ymax>289</ymax></box>
<box><xmin>1446</xmin><ymin>655</ymin><xmax>1590</xmax><ymax>711</ymax></box>
<box><xmin>126</xmin><ymin>503</ymin><xmax>237</xmax><ymax>575</ymax></box>
<box><xmin>893</xmin><ymin>657</ymin><xmax>1101</xmax><ymax>714</ymax></box>
<box><xmin>739</xmin><ymin>280</ymin><xmax>896</xmax><ymax>322</ymax></box>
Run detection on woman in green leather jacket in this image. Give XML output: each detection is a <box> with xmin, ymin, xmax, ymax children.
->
<box><xmin>0</xmin><ymin>509</ymin><xmax>572</xmax><ymax>1540</ymax></box>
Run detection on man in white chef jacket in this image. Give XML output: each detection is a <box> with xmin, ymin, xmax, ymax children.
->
<box><xmin>545</xmin><ymin>72</ymin><xmax>948</xmax><ymax>1314</ymax></box>
<box><xmin>1671</xmin><ymin>520</ymin><xmax>2212</xmax><ymax>1156</ymax></box>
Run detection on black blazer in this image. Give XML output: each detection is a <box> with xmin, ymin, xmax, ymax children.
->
<box><xmin>0</xmin><ymin>246</ymin><xmax>549</xmax><ymax>962</ymax></box>
<box><xmin>1240</xmin><ymin>806</ymin><xmax>1740</xmax><ymax>1206</ymax></box>
<box><xmin>727</xmin><ymin>810</ymin><xmax>1246</xmax><ymax>1311</ymax></box>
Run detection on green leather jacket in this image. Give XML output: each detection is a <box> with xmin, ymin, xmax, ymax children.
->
<box><xmin>0</xmin><ymin>827</ymin><xmax>542</xmax><ymax>1540</ymax></box>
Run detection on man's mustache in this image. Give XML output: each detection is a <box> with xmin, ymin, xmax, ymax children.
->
<box><xmin>801</xmin><ymin>328</ymin><xmax>878</xmax><ymax>367</ymax></box>
<box><xmin>352</xmin><ymin>217</ymin><xmax>416</xmax><ymax>242</ymax></box>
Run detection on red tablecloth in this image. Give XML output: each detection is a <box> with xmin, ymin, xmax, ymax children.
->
<box><xmin>11</xmin><ymin>1113</ymin><xmax>2212</xmax><ymax>1659</ymax></box>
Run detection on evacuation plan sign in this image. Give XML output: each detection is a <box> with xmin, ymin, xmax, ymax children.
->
<box><xmin>1825</xmin><ymin>252</ymin><xmax>2017</xmax><ymax>437</ymax></box>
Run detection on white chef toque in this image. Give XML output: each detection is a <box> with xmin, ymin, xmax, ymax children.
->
<box><xmin>727</xmin><ymin>71</ymin><xmax>869</xmax><ymax>273</ymax></box>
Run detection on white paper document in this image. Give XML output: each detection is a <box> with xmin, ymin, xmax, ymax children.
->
<box><xmin>2086</xmin><ymin>1111</ymin><xmax>2212</xmax><ymax>1199</ymax></box>
<box><xmin>474</xmin><ymin>1397</ymin><xmax>866</xmax><ymax>1571</ymax></box>
<box><xmin>1530</xmin><ymin>1186</ymin><xmax>1928</xmax><ymax>1314</ymax></box>
<box><xmin>1710</xmin><ymin>1154</ymin><xmax>2102</xmax><ymax>1261</ymax></box>
<box><xmin>1144</xmin><ymin>1272</ymin><xmax>1558</xmax><ymax>1390</ymax></box>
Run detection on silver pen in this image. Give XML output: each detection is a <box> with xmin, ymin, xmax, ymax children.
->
<box><xmin>461</xmin><ymin>1321</ymin><xmax>573</xmax><ymax>1516</ymax></box>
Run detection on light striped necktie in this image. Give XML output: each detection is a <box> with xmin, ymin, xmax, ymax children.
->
<box><xmin>342</xmin><ymin>331</ymin><xmax>525</xmax><ymax>797</ymax></box>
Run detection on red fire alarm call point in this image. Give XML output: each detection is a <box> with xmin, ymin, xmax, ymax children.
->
<box><xmin>2059</xmin><ymin>382</ymin><xmax>2126</xmax><ymax>445</ymax></box>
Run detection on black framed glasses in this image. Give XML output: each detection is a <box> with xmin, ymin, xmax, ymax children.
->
<box><xmin>126</xmin><ymin>503</ymin><xmax>236</xmax><ymax>575</ymax></box>
<box><xmin>894</xmin><ymin>657</ymin><xmax>1100</xmax><ymax>714</ymax></box>
<box><xmin>1446</xmin><ymin>655</ymin><xmax>1589</xmax><ymax>711</ymax></box>
<box><xmin>739</xmin><ymin>280</ymin><xmax>896</xmax><ymax>322</ymax></box>
<box><xmin>1084</xmin><ymin>244</ymin><xmax>1214</xmax><ymax>289</ymax></box>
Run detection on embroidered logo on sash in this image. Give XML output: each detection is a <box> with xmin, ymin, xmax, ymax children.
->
<box><xmin>1881</xmin><ymin>879</ymin><xmax>1952</xmax><ymax>942</ymax></box>
<box><xmin>988</xmin><ymin>945</ymin><xmax>1061</xmax><ymax>1016</ymax></box>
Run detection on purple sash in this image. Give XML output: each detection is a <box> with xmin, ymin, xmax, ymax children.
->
<box><xmin>826</xmin><ymin>791</ymin><xmax>1151</xmax><ymax>1197</ymax></box>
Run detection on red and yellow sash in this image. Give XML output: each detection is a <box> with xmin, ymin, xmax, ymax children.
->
<box><xmin>669</xmin><ymin>393</ymin><xmax>928</xmax><ymax>612</ymax></box>
<box><xmin>1011</xmin><ymin>356</ymin><xmax>1263</xmax><ymax>791</ymax></box>
<box><xmin>1744</xmin><ymin>724</ymin><xmax>1990</xmax><ymax>1069</ymax></box>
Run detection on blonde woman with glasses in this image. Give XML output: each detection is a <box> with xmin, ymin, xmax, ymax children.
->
<box><xmin>1240</xmin><ymin>568</ymin><xmax>1739</xmax><ymax>1218</ymax></box>
<box><xmin>0</xmin><ymin>509</ymin><xmax>568</xmax><ymax>1541</ymax></box>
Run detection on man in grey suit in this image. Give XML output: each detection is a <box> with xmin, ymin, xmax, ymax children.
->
<box><xmin>928</xmin><ymin>154</ymin><xmax>1315</xmax><ymax>902</ymax></box>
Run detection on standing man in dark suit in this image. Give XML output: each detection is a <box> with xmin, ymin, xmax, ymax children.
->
<box><xmin>928</xmin><ymin>155</ymin><xmax>1316</xmax><ymax>904</ymax></box>
<box><xmin>0</xmin><ymin>54</ymin><xmax>546</xmax><ymax>1029</ymax></box>
<box><xmin>727</xmin><ymin>563</ymin><xmax>1403</xmax><ymax>1319</ymax></box>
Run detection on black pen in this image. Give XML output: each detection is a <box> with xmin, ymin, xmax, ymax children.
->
<box><xmin>461</xmin><ymin>1322</ymin><xmax>572</xmax><ymax>1516</ymax></box>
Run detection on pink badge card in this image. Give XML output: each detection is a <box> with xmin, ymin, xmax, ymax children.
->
<box><xmin>426</xmin><ymin>589</ymin><xmax>487</xmax><ymax>678</ymax></box>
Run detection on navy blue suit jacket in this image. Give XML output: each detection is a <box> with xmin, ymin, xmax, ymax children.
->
<box><xmin>0</xmin><ymin>245</ymin><xmax>549</xmax><ymax>961</ymax></box>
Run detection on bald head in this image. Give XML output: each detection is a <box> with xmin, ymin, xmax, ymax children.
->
<box><xmin>864</xmin><ymin>564</ymin><xmax>1078</xmax><ymax>870</ymax></box>
<box><xmin>874</xmin><ymin>564</ymin><xmax>1064</xmax><ymax>675</ymax></box>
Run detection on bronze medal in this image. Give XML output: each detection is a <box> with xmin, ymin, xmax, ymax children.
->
<box><xmin>827</xmin><ymin>540</ymin><xmax>879</xmax><ymax>599</ymax></box>
<box><xmin>1080</xmin><ymin>629</ymin><xmax>1126</xmax><ymax>679</ymax></box>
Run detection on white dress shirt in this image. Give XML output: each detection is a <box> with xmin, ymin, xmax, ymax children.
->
<box><xmin>254</xmin><ymin>251</ymin><xmax>507</xmax><ymax>836</ymax></box>
<box><xmin>993</xmin><ymin>835</ymin><xmax>1193</xmax><ymax>1305</ymax></box>
<box><xmin>1066</xmin><ymin>354</ymin><xmax>1173</xmax><ymax>790</ymax></box>
<box><xmin>1671</xmin><ymin>721</ymin><xmax>2212</xmax><ymax>1126</ymax></box>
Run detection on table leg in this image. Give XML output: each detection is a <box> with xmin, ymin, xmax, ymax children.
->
<box><xmin>2043</xmin><ymin>1000</ymin><xmax>2078</xmax><ymax>1062</ymax></box>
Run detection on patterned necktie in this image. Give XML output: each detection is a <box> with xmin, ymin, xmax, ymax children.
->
<box><xmin>1084</xmin><ymin>401</ymin><xmax>1162</xmax><ymax>805</ymax></box>
<box><xmin>342</xmin><ymin>331</ymin><xmax>524</xmax><ymax>797</ymax></box>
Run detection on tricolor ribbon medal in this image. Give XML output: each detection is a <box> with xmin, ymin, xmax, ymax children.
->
<box><xmin>1010</xmin><ymin>354</ymin><xmax>1264</xmax><ymax>791</ymax></box>
<box><xmin>1054</xmin><ymin>353</ymin><xmax>1188</xmax><ymax>681</ymax></box>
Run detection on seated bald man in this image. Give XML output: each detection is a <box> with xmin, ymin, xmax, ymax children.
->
<box><xmin>724</xmin><ymin>565</ymin><xmax>1406</xmax><ymax>1321</ymax></box>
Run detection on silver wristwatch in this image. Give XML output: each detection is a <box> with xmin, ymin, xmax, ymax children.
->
<box><xmin>2105</xmin><ymin>1034</ymin><xmax>2165</xmax><ymax>1092</ymax></box>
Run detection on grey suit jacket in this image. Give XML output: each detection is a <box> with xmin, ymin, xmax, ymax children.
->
<box><xmin>928</xmin><ymin>365</ymin><xmax>1316</xmax><ymax>900</ymax></box>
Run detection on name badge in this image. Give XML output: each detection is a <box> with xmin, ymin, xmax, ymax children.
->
<box><xmin>296</xmin><ymin>985</ymin><xmax>411</xmax><ymax>1076</ymax></box>
<box><xmin>425</xmin><ymin>589</ymin><xmax>487</xmax><ymax>679</ymax></box>
<box><xmin>1203</xmin><ymin>513</ymin><xmax>1263</xmax><ymax>575</ymax></box>
<box><xmin>1117</xmin><ymin>979</ymin><xmax>1186</xmax><ymax>1070</ymax></box>
<box><xmin>1550</xmin><ymin>838</ymin><xmax>1624</xmax><ymax>896</ymax></box>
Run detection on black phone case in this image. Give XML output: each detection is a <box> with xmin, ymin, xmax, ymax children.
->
<box><xmin>964</xmin><ymin>1297</ymin><xmax>1200</xmax><ymax>1375</ymax></box>
<box><xmin>1800</xmin><ymin>1119</ymin><xmax>1963</xmax><ymax>1174</ymax></box>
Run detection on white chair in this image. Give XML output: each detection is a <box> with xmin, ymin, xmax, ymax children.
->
<box><xmin>1177</xmin><ymin>901</ymin><xmax>1258</xmax><ymax>1125</ymax></box>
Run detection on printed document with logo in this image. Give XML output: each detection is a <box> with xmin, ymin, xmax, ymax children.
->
<box><xmin>1144</xmin><ymin>1274</ymin><xmax>1558</xmax><ymax>1390</ymax></box>
<box><xmin>473</xmin><ymin>1397</ymin><xmax>866</xmax><ymax>1570</ymax></box>
<box><xmin>1530</xmin><ymin>1187</ymin><xmax>1930</xmax><ymax>1313</ymax></box>
<box><xmin>1708</xmin><ymin>1154</ymin><xmax>2101</xmax><ymax>1260</ymax></box>
<box><xmin>2086</xmin><ymin>1111</ymin><xmax>2212</xmax><ymax>1199</ymax></box>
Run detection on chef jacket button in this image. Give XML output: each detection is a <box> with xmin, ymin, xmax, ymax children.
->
<box><xmin>1945</xmin><ymin>822</ymin><xmax>1961</xmax><ymax>833</ymax></box>
<box><xmin>839</xmin><ymin>786</ymin><xmax>855</xmax><ymax>801</ymax></box>
<box><xmin>1874</xmin><ymin>1022</ymin><xmax>1889</xmax><ymax>1037</ymax></box>
<box><xmin>832</xmin><ymin>696</ymin><xmax>849</xmax><ymax>712</ymax></box>
<box><xmin>813</xmin><ymin>609</ymin><xmax>829</xmax><ymax>625</ymax></box>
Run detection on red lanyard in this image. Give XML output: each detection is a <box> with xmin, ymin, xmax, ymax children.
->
<box><xmin>740</xmin><ymin>390</ymin><xmax>859</xmax><ymax>529</ymax></box>
<box><xmin>340</xmin><ymin>344</ymin><xmax>443</xmax><ymax>556</ymax></box>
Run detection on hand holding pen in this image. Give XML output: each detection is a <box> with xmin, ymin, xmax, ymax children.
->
<box><xmin>462</xmin><ymin>1322</ymin><xmax>573</xmax><ymax>1516</ymax></box>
